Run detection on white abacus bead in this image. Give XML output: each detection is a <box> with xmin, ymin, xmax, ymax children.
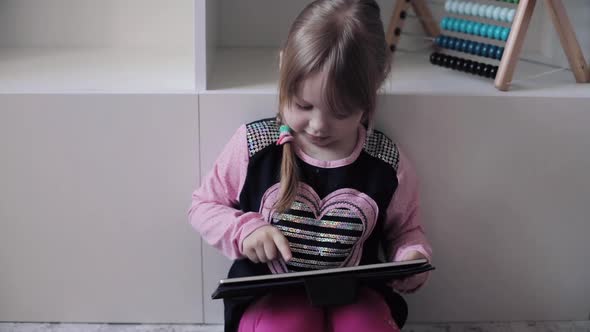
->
<box><xmin>471</xmin><ymin>3</ymin><xmax>480</xmax><ymax>16</ymax></box>
<box><xmin>478</xmin><ymin>4</ymin><xmax>487</xmax><ymax>17</ymax></box>
<box><xmin>485</xmin><ymin>5</ymin><xmax>494</xmax><ymax>19</ymax></box>
<box><xmin>445</xmin><ymin>0</ymin><xmax>453</xmax><ymax>12</ymax></box>
<box><xmin>458</xmin><ymin>2</ymin><xmax>466</xmax><ymax>15</ymax></box>
<box><xmin>492</xmin><ymin>6</ymin><xmax>502</xmax><ymax>21</ymax></box>
<box><xmin>451</xmin><ymin>1</ymin><xmax>460</xmax><ymax>13</ymax></box>
<box><xmin>464</xmin><ymin>2</ymin><xmax>473</xmax><ymax>15</ymax></box>
<box><xmin>507</xmin><ymin>8</ymin><xmax>516</xmax><ymax>22</ymax></box>
<box><xmin>500</xmin><ymin>7</ymin><xmax>510</xmax><ymax>22</ymax></box>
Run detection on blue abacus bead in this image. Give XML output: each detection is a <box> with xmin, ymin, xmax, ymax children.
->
<box><xmin>448</xmin><ymin>37</ymin><xmax>457</xmax><ymax>50</ymax></box>
<box><xmin>496</xmin><ymin>47</ymin><xmax>504</xmax><ymax>60</ymax></box>
<box><xmin>493</xmin><ymin>26</ymin><xmax>502</xmax><ymax>40</ymax></box>
<box><xmin>465</xmin><ymin>21</ymin><xmax>475</xmax><ymax>35</ymax></box>
<box><xmin>459</xmin><ymin>20</ymin><xmax>468</xmax><ymax>33</ymax></box>
<box><xmin>485</xmin><ymin>6</ymin><xmax>495</xmax><ymax>19</ymax></box>
<box><xmin>458</xmin><ymin>40</ymin><xmax>468</xmax><ymax>52</ymax></box>
<box><xmin>471</xmin><ymin>3</ymin><xmax>480</xmax><ymax>16</ymax></box>
<box><xmin>480</xmin><ymin>44</ymin><xmax>489</xmax><ymax>57</ymax></box>
<box><xmin>500</xmin><ymin>7</ymin><xmax>510</xmax><ymax>22</ymax></box>
<box><xmin>473</xmin><ymin>43</ymin><xmax>482</xmax><ymax>55</ymax></box>
<box><xmin>442</xmin><ymin>36</ymin><xmax>451</xmax><ymax>48</ymax></box>
<box><xmin>435</xmin><ymin>35</ymin><xmax>443</xmax><ymax>46</ymax></box>
<box><xmin>485</xmin><ymin>45</ymin><xmax>494</xmax><ymax>58</ymax></box>
<box><xmin>501</xmin><ymin>28</ymin><xmax>510</xmax><ymax>41</ymax></box>
<box><xmin>479</xmin><ymin>24</ymin><xmax>488</xmax><ymax>38</ymax></box>
<box><xmin>467</xmin><ymin>41</ymin><xmax>475</xmax><ymax>54</ymax></box>
<box><xmin>473</xmin><ymin>22</ymin><xmax>482</xmax><ymax>36</ymax></box>
<box><xmin>465</xmin><ymin>3</ymin><xmax>473</xmax><ymax>16</ymax></box>
<box><xmin>507</xmin><ymin>9</ymin><xmax>516</xmax><ymax>22</ymax></box>
<box><xmin>493</xmin><ymin>6</ymin><xmax>502</xmax><ymax>21</ymax></box>
<box><xmin>490</xmin><ymin>45</ymin><xmax>499</xmax><ymax>58</ymax></box>
<box><xmin>478</xmin><ymin>4</ymin><xmax>487</xmax><ymax>17</ymax></box>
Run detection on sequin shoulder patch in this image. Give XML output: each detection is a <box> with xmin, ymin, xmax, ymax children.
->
<box><xmin>363</xmin><ymin>130</ymin><xmax>400</xmax><ymax>171</ymax></box>
<box><xmin>245</xmin><ymin>119</ymin><xmax>280</xmax><ymax>157</ymax></box>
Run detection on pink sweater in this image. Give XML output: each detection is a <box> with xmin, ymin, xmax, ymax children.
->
<box><xmin>189</xmin><ymin>123</ymin><xmax>432</xmax><ymax>292</ymax></box>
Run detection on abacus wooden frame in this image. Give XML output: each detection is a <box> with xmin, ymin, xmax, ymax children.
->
<box><xmin>386</xmin><ymin>0</ymin><xmax>590</xmax><ymax>91</ymax></box>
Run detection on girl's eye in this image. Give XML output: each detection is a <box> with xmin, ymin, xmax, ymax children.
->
<box><xmin>296</xmin><ymin>103</ymin><xmax>313</xmax><ymax>111</ymax></box>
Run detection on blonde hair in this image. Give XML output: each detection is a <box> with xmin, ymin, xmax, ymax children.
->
<box><xmin>275</xmin><ymin>0</ymin><xmax>392</xmax><ymax>213</ymax></box>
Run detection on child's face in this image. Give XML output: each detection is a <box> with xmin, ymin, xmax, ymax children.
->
<box><xmin>282</xmin><ymin>70</ymin><xmax>364</xmax><ymax>151</ymax></box>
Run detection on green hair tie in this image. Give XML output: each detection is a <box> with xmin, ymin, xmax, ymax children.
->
<box><xmin>279</xmin><ymin>125</ymin><xmax>291</xmax><ymax>133</ymax></box>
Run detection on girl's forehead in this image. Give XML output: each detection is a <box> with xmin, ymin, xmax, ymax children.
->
<box><xmin>296</xmin><ymin>71</ymin><xmax>328</xmax><ymax>104</ymax></box>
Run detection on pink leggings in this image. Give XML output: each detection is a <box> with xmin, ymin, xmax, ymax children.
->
<box><xmin>238</xmin><ymin>287</ymin><xmax>400</xmax><ymax>332</ymax></box>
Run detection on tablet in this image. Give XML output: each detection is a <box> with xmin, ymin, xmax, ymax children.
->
<box><xmin>212</xmin><ymin>259</ymin><xmax>434</xmax><ymax>300</ymax></box>
<box><xmin>220</xmin><ymin>258</ymin><xmax>428</xmax><ymax>285</ymax></box>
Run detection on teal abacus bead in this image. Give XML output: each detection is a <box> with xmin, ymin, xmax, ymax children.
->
<box><xmin>493</xmin><ymin>26</ymin><xmax>502</xmax><ymax>40</ymax></box>
<box><xmin>465</xmin><ymin>21</ymin><xmax>474</xmax><ymax>35</ymax></box>
<box><xmin>459</xmin><ymin>20</ymin><xmax>468</xmax><ymax>33</ymax></box>
<box><xmin>479</xmin><ymin>24</ymin><xmax>488</xmax><ymax>38</ymax></box>
<box><xmin>473</xmin><ymin>22</ymin><xmax>482</xmax><ymax>36</ymax></box>
<box><xmin>501</xmin><ymin>28</ymin><xmax>510</xmax><ymax>41</ymax></box>
<box><xmin>486</xmin><ymin>25</ymin><xmax>495</xmax><ymax>38</ymax></box>
<box><xmin>452</xmin><ymin>19</ymin><xmax>461</xmax><ymax>31</ymax></box>
<box><xmin>441</xmin><ymin>17</ymin><xmax>450</xmax><ymax>30</ymax></box>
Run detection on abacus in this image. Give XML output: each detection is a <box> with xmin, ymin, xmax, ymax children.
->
<box><xmin>386</xmin><ymin>0</ymin><xmax>590</xmax><ymax>91</ymax></box>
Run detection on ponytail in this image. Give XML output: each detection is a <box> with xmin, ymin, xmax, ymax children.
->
<box><xmin>275</xmin><ymin>141</ymin><xmax>299</xmax><ymax>213</ymax></box>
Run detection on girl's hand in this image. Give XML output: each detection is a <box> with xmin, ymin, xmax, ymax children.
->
<box><xmin>399</xmin><ymin>250</ymin><xmax>427</xmax><ymax>262</ymax></box>
<box><xmin>242</xmin><ymin>225</ymin><xmax>292</xmax><ymax>263</ymax></box>
<box><xmin>392</xmin><ymin>250</ymin><xmax>429</xmax><ymax>293</ymax></box>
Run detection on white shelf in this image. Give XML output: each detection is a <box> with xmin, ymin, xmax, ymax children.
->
<box><xmin>0</xmin><ymin>48</ymin><xmax>194</xmax><ymax>93</ymax></box>
<box><xmin>204</xmin><ymin>47</ymin><xmax>589</xmax><ymax>97</ymax></box>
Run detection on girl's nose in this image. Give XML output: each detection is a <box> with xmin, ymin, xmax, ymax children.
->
<box><xmin>309</xmin><ymin>112</ymin><xmax>329</xmax><ymax>134</ymax></box>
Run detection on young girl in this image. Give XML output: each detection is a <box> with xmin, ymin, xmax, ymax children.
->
<box><xmin>189</xmin><ymin>1</ymin><xmax>432</xmax><ymax>331</ymax></box>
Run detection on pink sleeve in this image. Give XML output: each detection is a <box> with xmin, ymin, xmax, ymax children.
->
<box><xmin>188</xmin><ymin>125</ymin><xmax>269</xmax><ymax>260</ymax></box>
<box><xmin>384</xmin><ymin>148</ymin><xmax>433</xmax><ymax>293</ymax></box>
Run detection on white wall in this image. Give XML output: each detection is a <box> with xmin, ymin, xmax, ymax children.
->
<box><xmin>0</xmin><ymin>0</ymin><xmax>194</xmax><ymax>49</ymax></box>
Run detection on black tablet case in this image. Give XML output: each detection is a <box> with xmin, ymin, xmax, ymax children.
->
<box><xmin>212</xmin><ymin>261</ymin><xmax>435</xmax><ymax>307</ymax></box>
